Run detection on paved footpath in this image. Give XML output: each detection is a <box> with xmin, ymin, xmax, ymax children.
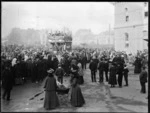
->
<box><xmin>1</xmin><ymin>66</ymin><xmax>148</xmax><ymax>112</ymax></box>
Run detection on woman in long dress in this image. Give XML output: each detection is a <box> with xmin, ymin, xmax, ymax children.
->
<box><xmin>43</xmin><ymin>68</ymin><xmax>59</xmax><ymax>110</ymax></box>
<box><xmin>70</xmin><ymin>64</ymin><xmax>79</xmax><ymax>84</ymax></box>
<box><xmin>70</xmin><ymin>77</ymin><xmax>85</xmax><ymax>107</ymax></box>
<box><xmin>134</xmin><ymin>57</ymin><xmax>142</xmax><ymax>74</ymax></box>
<box><xmin>108</xmin><ymin>63</ymin><xmax>117</xmax><ymax>87</ymax></box>
<box><xmin>77</xmin><ymin>63</ymin><xmax>84</xmax><ymax>85</ymax></box>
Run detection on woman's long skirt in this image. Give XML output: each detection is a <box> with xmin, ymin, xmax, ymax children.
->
<box><xmin>71</xmin><ymin>85</ymin><xmax>85</xmax><ymax>107</ymax></box>
<box><xmin>134</xmin><ymin>65</ymin><xmax>141</xmax><ymax>74</ymax></box>
<box><xmin>108</xmin><ymin>74</ymin><xmax>117</xmax><ymax>85</ymax></box>
<box><xmin>44</xmin><ymin>91</ymin><xmax>59</xmax><ymax>110</ymax></box>
<box><xmin>78</xmin><ymin>76</ymin><xmax>84</xmax><ymax>85</ymax></box>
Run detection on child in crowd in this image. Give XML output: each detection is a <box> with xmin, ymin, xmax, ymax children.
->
<box><xmin>123</xmin><ymin>64</ymin><xmax>129</xmax><ymax>86</ymax></box>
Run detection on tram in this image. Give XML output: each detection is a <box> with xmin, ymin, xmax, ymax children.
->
<box><xmin>47</xmin><ymin>31</ymin><xmax>72</xmax><ymax>52</ymax></box>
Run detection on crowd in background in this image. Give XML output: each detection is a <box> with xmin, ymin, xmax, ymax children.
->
<box><xmin>1</xmin><ymin>44</ymin><xmax>148</xmax><ymax>85</ymax></box>
<box><xmin>1</xmin><ymin>44</ymin><xmax>148</xmax><ymax>104</ymax></box>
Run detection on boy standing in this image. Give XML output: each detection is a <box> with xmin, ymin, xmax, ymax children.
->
<box><xmin>123</xmin><ymin>64</ymin><xmax>129</xmax><ymax>86</ymax></box>
<box><xmin>139</xmin><ymin>66</ymin><xmax>148</xmax><ymax>93</ymax></box>
<box><xmin>55</xmin><ymin>64</ymin><xmax>64</xmax><ymax>84</ymax></box>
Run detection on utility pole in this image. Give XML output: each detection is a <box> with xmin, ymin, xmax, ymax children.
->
<box><xmin>109</xmin><ymin>24</ymin><xmax>111</xmax><ymax>44</ymax></box>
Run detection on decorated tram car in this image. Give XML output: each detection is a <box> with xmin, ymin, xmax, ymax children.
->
<box><xmin>47</xmin><ymin>31</ymin><xmax>72</xmax><ymax>52</ymax></box>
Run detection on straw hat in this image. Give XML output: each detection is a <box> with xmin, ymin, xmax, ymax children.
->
<box><xmin>47</xmin><ymin>68</ymin><xmax>54</xmax><ymax>73</ymax></box>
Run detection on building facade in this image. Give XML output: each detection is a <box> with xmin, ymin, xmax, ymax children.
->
<box><xmin>97</xmin><ymin>30</ymin><xmax>114</xmax><ymax>45</ymax></box>
<box><xmin>113</xmin><ymin>2</ymin><xmax>148</xmax><ymax>54</ymax></box>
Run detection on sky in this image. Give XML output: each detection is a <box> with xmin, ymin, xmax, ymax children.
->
<box><xmin>2</xmin><ymin>2</ymin><xmax>114</xmax><ymax>38</ymax></box>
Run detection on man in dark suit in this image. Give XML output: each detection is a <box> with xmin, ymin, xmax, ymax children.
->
<box><xmin>117</xmin><ymin>55</ymin><xmax>125</xmax><ymax>87</ymax></box>
<box><xmin>98</xmin><ymin>58</ymin><xmax>105</xmax><ymax>83</ymax></box>
<box><xmin>15</xmin><ymin>60</ymin><xmax>22</xmax><ymax>79</ymax></box>
<box><xmin>52</xmin><ymin>55</ymin><xmax>59</xmax><ymax>72</ymax></box>
<box><xmin>63</xmin><ymin>56</ymin><xmax>70</xmax><ymax>76</ymax></box>
<box><xmin>93</xmin><ymin>56</ymin><xmax>99</xmax><ymax>68</ymax></box>
<box><xmin>112</xmin><ymin>54</ymin><xmax>119</xmax><ymax>64</ymax></box>
<box><xmin>47</xmin><ymin>54</ymin><xmax>53</xmax><ymax>69</ymax></box>
<box><xmin>82</xmin><ymin>54</ymin><xmax>87</xmax><ymax>70</ymax></box>
<box><xmin>2</xmin><ymin>61</ymin><xmax>14</xmax><ymax>101</ymax></box>
<box><xmin>139</xmin><ymin>66</ymin><xmax>148</xmax><ymax>93</ymax></box>
<box><xmin>89</xmin><ymin>59</ymin><xmax>97</xmax><ymax>82</ymax></box>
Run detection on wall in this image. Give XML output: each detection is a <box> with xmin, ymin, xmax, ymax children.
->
<box><xmin>114</xmin><ymin>2</ymin><xmax>148</xmax><ymax>54</ymax></box>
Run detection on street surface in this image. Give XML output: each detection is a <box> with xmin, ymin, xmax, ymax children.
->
<box><xmin>1</xmin><ymin>65</ymin><xmax>148</xmax><ymax>112</ymax></box>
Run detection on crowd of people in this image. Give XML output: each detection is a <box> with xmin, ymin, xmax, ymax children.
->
<box><xmin>1</xmin><ymin>44</ymin><xmax>148</xmax><ymax>109</ymax></box>
<box><xmin>89</xmin><ymin>53</ymin><xmax>130</xmax><ymax>87</ymax></box>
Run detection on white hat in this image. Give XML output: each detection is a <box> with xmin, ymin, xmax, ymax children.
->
<box><xmin>47</xmin><ymin>68</ymin><xmax>54</xmax><ymax>73</ymax></box>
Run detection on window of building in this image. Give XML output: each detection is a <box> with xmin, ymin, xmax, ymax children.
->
<box><xmin>125</xmin><ymin>43</ymin><xmax>129</xmax><ymax>48</ymax></box>
<box><xmin>125</xmin><ymin>8</ymin><xmax>128</xmax><ymax>16</ymax></box>
<box><xmin>144</xmin><ymin>2</ymin><xmax>147</xmax><ymax>7</ymax></box>
<box><xmin>145</xmin><ymin>11</ymin><xmax>148</xmax><ymax>17</ymax></box>
<box><xmin>125</xmin><ymin>33</ymin><xmax>129</xmax><ymax>41</ymax></box>
<box><xmin>126</xmin><ymin>16</ymin><xmax>129</xmax><ymax>22</ymax></box>
<box><xmin>125</xmin><ymin>33</ymin><xmax>129</xmax><ymax>48</ymax></box>
<box><xmin>125</xmin><ymin>8</ymin><xmax>129</xmax><ymax>22</ymax></box>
